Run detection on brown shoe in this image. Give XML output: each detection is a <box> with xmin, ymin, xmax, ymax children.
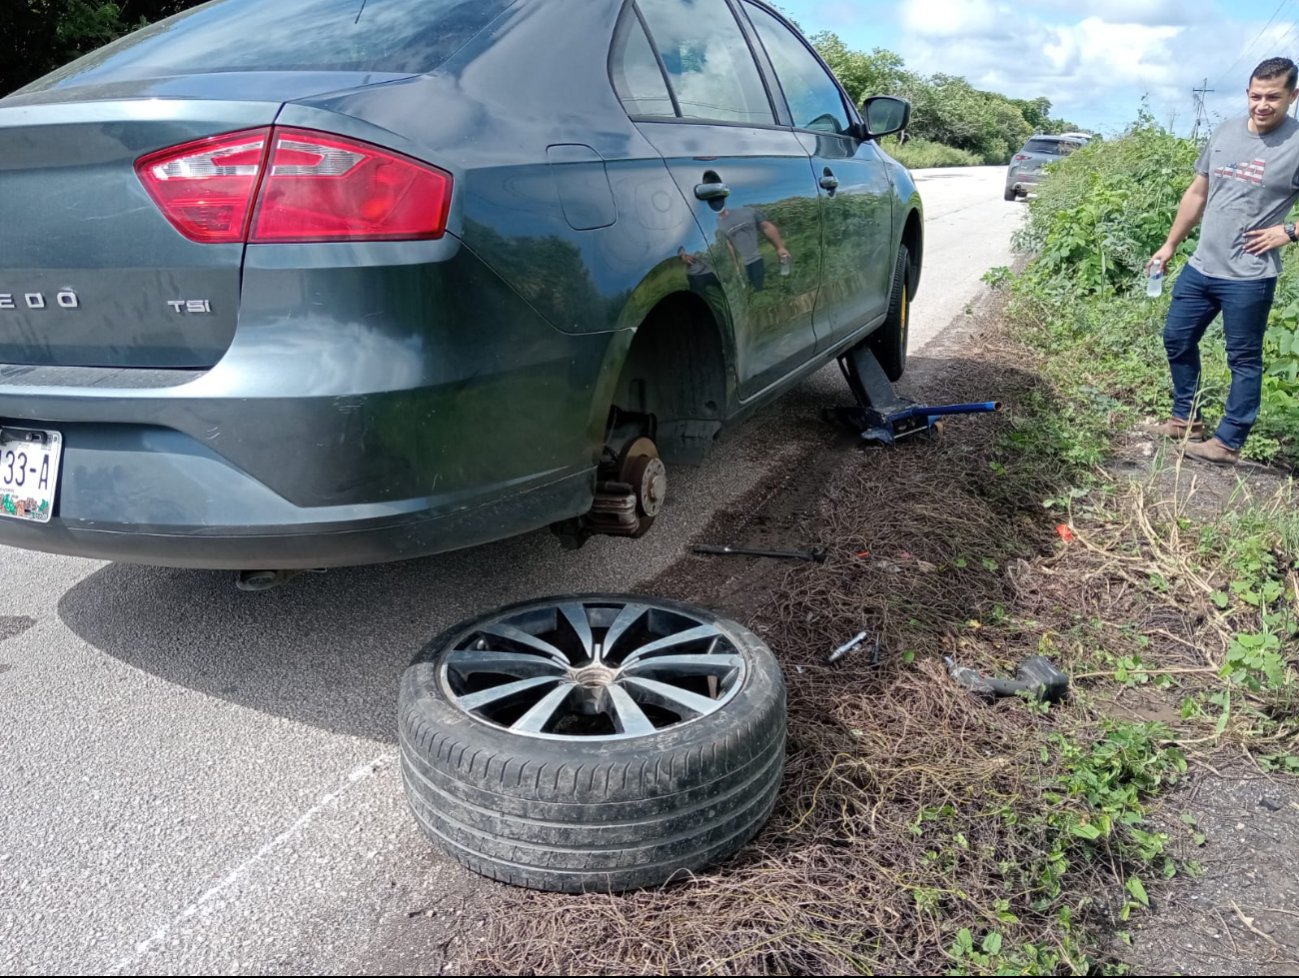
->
<box><xmin>1148</xmin><ymin>417</ymin><xmax>1204</xmax><ymax>439</ymax></box>
<box><xmin>1182</xmin><ymin>437</ymin><xmax>1240</xmax><ymax>465</ymax></box>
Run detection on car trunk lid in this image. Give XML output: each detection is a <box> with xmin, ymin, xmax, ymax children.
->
<box><xmin>0</xmin><ymin>97</ymin><xmax>284</xmax><ymax>369</ymax></box>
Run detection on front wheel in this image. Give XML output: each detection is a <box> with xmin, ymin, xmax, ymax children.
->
<box><xmin>857</xmin><ymin>244</ymin><xmax>910</xmax><ymax>383</ymax></box>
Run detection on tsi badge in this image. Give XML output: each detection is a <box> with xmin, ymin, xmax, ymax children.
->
<box><xmin>0</xmin><ymin>290</ymin><xmax>80</xmax><ymax>310</ymax></box>
<box><xmin>168</xmin><ymin>299</ymin><xmax>213</xmax><ymax>314</ymax></box>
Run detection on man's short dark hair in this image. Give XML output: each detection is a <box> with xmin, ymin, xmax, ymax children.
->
<box><xmin>1252</xmin><ymin>57</ymin><xmax>1298</xmax><ymax>90</ymax></box>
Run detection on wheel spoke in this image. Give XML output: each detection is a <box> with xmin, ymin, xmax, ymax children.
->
<box><xmin>621</xmin><ymin>676</ymin><xmax>720</xmax><ymax>719</ymax></box>
<box><xmin>477</xmin><ymin>623</ymin><xmax>571</xmax><ymax>666</ymax></box>
<box><xmin>557</xmin><ymin>602</ymin><xmax>595</xmax><ymax>661</ymax></box>
<box><xmin>445</xmin><ymin>650</ymin><xmax>568</xmax><ymax>681</ymax></box>
<box><xmin>600</xmin><ymin>602</ymin><xmax>648</xmax><ymax>660</ymax></box>
<box><xmin>605</xmin><ymin>685</ymin><xmax>658</xmax><ymax>736</ymax></box>
<box><xmin>620</xmin><ymin>625</ymin><xmax>723</xmax><ymax>666</ymax></box>
<box><xmin>458</xmin><ymin>676</ymin><xmax>562</xmax><ymax>712</ymax></box>
<box><xmin>509</xmin><ymin>682</ymin><xmax>577</xmax><ymax>734</ymax></box>
<box><xmin>442</xmin><ymin>600</ymin><xmax>748</xmax><ymax>739</ymax></box>
<box><xmin>621</xmin><ymin>653</ymin><xmax>743</xmax><ymax>679</ymax></box>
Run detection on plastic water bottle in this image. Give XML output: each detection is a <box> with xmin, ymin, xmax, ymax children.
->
<box><xmin>1146</xmin><ymin>259</ymin><xmax>1164</xmax><ymax>298</ymax></box>
<box><xmin>779</xmin><ymin>254</ymin><xmax>791</xmax><ymax>277</ymax></box>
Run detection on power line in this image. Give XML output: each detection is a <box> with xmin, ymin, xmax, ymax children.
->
<box><xmin>1217</xmin><ymin>0</ymin><xmax>1294</xmax><ymax>85</ymax></box>
<box><xmin>1273</xmin><ymin>18</ymin><xmax>1299</xmax><ymax>51</ymax></box>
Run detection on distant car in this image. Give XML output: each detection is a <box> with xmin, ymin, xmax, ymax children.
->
<box><xmin>1004</xmin><ymin>133</ymin><xmax>1088</xmax><ymax>200</ymax></box>
<box><xmin>0</xmin><ymin>0</ymin><xmax>923</xmax><ymax>571</ymax></box>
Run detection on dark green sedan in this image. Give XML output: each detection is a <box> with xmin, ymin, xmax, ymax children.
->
<box><xmin>0</xmin><ymin>0</ymin><xmax>922</xmax><ymax>569</ymax></box>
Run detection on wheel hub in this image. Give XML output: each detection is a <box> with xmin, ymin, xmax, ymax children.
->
<box><xmin>619</xmin><ymin>436</ymin><xmax>666</xmax><ymax>525</ymax></box>
<box><xmin>438</xmin><ymin>598</ymin><xmax>746</xmax><ymax>740</ymax></box>
<box><xmin>626</xmin><ymin>453</ymin><xmax>667</xmax><ymax>518</ymax></box>
<box><xmin>572</xmin><ymin>663</ymin><xmax>618</xmax><ymax>688</ymax></box>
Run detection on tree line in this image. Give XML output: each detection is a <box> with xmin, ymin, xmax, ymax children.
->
<box><xmin>1</xmin><ymin>1</ymin><xmax>201</xmax><ymax>96</ymax></box>
<box><xmin>812</xmin><ymin>32</ymin><xmax>1081</xmax><ymax>165</ymax></box>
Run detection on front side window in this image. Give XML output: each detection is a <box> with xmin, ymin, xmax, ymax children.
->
<box><xmin>636</xmin><ymin>0</ymin><xmax>774</xmax><ymax>125</ymax></box>
<box><xmin>744</xmin><ymin>2</ymin><xmax>850</xmax><ymax>135</ymax></box>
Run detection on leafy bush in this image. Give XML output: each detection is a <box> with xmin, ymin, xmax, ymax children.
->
<box><xmin>1016</xmin><ymin>119</ymin><xmax>1199</xmax><ymax>294</ymax></box>
<box><xmin>885</xmin><ymin>137</ymin><xmax>981</xmax><ymax>169</ymax></box>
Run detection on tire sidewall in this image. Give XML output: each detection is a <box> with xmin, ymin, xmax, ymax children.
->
<box><xmin>857</xmin><ymin>244</ymin><xmax>910</xmax><ymax>383</ymax></box>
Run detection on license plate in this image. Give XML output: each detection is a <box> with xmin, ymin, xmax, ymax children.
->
<box><xmin>0</xmin><ymin>427</ymin><xmax>62</xmax><ymax>523</ymax></box>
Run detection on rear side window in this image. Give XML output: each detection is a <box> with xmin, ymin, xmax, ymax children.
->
<box><xmin>23</xmin><ymin>0</ymin><xmax>512</xmax><ymax>90</ymax></box>
<box><xmin>1024</xmin><ymin>138</ymin><xmax>1081</xmax><ymax>156</ymax></box>
<box><xmin>636</xmin><ymin>0</ymin><xmax>774</xmax><ymax>125</ymax></box>
<box><xmin>611</xmin><ymin>8</ymin><xmax>677</xmax><ymax>117</ymax></box>
<box><xmin>743</xmin><ymin>2</ymin><xmax>850</xmax><ymax>135</ymax></box>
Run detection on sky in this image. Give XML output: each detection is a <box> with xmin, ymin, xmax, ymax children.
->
<box><xmin>776</xmin><ymin>0</ymin><xmax>1299</xmax><ymax>136</ymax></box>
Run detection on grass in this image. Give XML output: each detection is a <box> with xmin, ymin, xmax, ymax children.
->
<box><xmin>460</xmin><ymin>298</ymin><xmax>1299</xmax><ymax>975</ymax></box>
<box><xmin>887</xmin><ymin>136</ymin><xmax>983</xmax><ymax>170</ymax></box>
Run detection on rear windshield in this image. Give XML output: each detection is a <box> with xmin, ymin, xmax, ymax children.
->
<box><xmin>22</xmin><ymin>0</ymin><xmax>512</xmax><ymax>91</ymax></box>
<box><xmin>1023</xmin><ymin>138</ymin><xmax>1082</xmax><ymax>156</ymax></box>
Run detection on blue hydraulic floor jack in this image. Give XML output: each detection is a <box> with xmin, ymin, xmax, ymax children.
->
<box><xmin>827</xmin><ymin>347</ymin><xmax>1001</xmax><ymax>445</ymax></box>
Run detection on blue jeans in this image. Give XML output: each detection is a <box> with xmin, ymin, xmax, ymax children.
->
<box><xmin>1163</xmin><ymin>262</ymin><xmax>1275</xmax><ymax>450</ymax></box>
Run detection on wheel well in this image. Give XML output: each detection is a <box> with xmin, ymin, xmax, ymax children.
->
<box><xmin>902</xmin><ymin>210</ymin><xmax>922</xmax><ymax>297</ymax></box>
<box><xmin>611</xmin><ymin>292</ymin><xmax>728</xmax><ymax>465</ymax></box>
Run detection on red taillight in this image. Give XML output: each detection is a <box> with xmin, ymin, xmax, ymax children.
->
<box><xmin>251</xmin><ymin>128</ymin><xmax>452</xmax><ymax>242</ymax></box>
<box><xmin>136</xmin><ymin>127</ymin><xmax>452</xmax><ymax>244</ymax></box>
<box><xmin>1013</xmin><ymin>153</ymin><xmax>1030</xmax><ymax>161</ymax></box>
<box><xmin>136</xmin><ymin>129</ymin><xmax>271</xmax><ymax>244</ymax></box>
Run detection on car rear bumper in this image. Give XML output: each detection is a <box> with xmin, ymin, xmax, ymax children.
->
<box><xmin>0</xmin><ymin>465</ymin><xmax>593</xmax><ymax>569</ymax></box>
<box><xmin>1006</xmin><ymin>170</ymin><xmax>1042</xmax><ymax>193</ymax></box>
<box><xmin>0</xmin><ymin>241</ymin><xmax>623</xmax><ymax>568</ymax></box>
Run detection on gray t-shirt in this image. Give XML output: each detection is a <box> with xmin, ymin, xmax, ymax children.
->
<box><xmin>716</xmin><ymin>206</ymin><xmax>769</xmax><ymax>265</ymax></box>
<box><xmin>1191</xmin><ymin>115</ymin><xmax>1299</xmax><ymax>280</ymax></box>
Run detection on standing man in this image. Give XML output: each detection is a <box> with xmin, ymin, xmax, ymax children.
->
<box><xmin>1149</xmin><ymin>57</ymin><xmax>1299</xmax><ymax>464</ymax></box>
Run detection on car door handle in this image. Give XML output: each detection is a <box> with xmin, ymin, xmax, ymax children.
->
<box><xmin>694</xmin><ymin>181</ymin><xmax>730</xmax><ymax>201</ymax></box>
<box><xmin>820</xmin><ymin>173</ymin><xmax>840</xmax><ymax>191</ymax></box>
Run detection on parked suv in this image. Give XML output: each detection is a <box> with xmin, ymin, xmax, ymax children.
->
<box><xmin>1004</xmin><ymin>132</ymin><xmax>1088</xmax><ymax>200</ymax></box>
<box><xmin>0</xmin><ymin>0</ymin><xmax>923</xmax><ymax>571</ymax></box>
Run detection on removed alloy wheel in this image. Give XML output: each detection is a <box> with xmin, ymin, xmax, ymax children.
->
<box><xmin>398</xmin><ymin>594</ymin><xmax>786</xmax><ymax>893</ymax></box>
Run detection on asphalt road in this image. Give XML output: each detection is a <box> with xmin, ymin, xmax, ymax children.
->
<box><xmin>0</xmin><ymin>165</ymin><xmax>1023</xmax><ymax>975</ymax></box>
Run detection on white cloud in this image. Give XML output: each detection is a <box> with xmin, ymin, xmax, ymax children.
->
<box><xmin>900</xmin><ymin>0</ymin><xmax>1005</xmax><ymax>38</ymax></box>
<box><xmin>1030</xmin><ymin>0</ymin><xmax>1198</xmax><ymax>27</ymax></box>
<box><xmin>892</xmin><ymin>1</ymin><xmax>1296</xmax><ymax>133</ymax></box>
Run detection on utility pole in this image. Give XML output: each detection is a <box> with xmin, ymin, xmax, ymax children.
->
<box><xmin>1192</xmin><ymin>78</ymin><xmax>1214</xmax><ymax>140</ymax></box>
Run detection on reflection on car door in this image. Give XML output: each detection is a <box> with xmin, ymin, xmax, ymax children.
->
<box><xmin>804</xmin><ymin>133</ymin><xmax>893</xmax><ymax>347</ymax></box>
<box><xmin>743</xmin><ymin>1</ymin><xmax>894</xmax><ymax>349</ymax></box>
<box><xmin>618</xmin><ymin>0</ymin><xmax>825</xmax><ymax>401</ymax></box>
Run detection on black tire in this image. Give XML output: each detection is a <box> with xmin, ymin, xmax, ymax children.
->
<box><xmin>1004</xmin><ymin>186</ymin><xmax>1018</xmax><ymax>201</ymax></box>
<box><xmin>398</xmin><ymin>594</ymin><xmax>786</xmax><ymax>893</ymax></box>
<box><xmin>846</xmin><ymin>244</ymin><xmax>910</xmax><ymax>386</ymax></box>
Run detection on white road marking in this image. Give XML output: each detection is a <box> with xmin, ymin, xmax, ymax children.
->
<box><xmin>107</xmin><ymin>753</ymin><xmax>395</xmax><ymax>974</ymax></box>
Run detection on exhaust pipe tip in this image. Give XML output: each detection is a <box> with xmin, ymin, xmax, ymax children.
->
<box><xmin>235</xmin><ymin>568</ymin><xmax>319</xmax><ymax>592</ymax></box>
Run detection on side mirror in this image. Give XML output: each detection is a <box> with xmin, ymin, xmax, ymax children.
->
<box><xmin>861</xmin><ymin>96</ymin><xmax>910</xmax><ymax>139</ymax></box>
